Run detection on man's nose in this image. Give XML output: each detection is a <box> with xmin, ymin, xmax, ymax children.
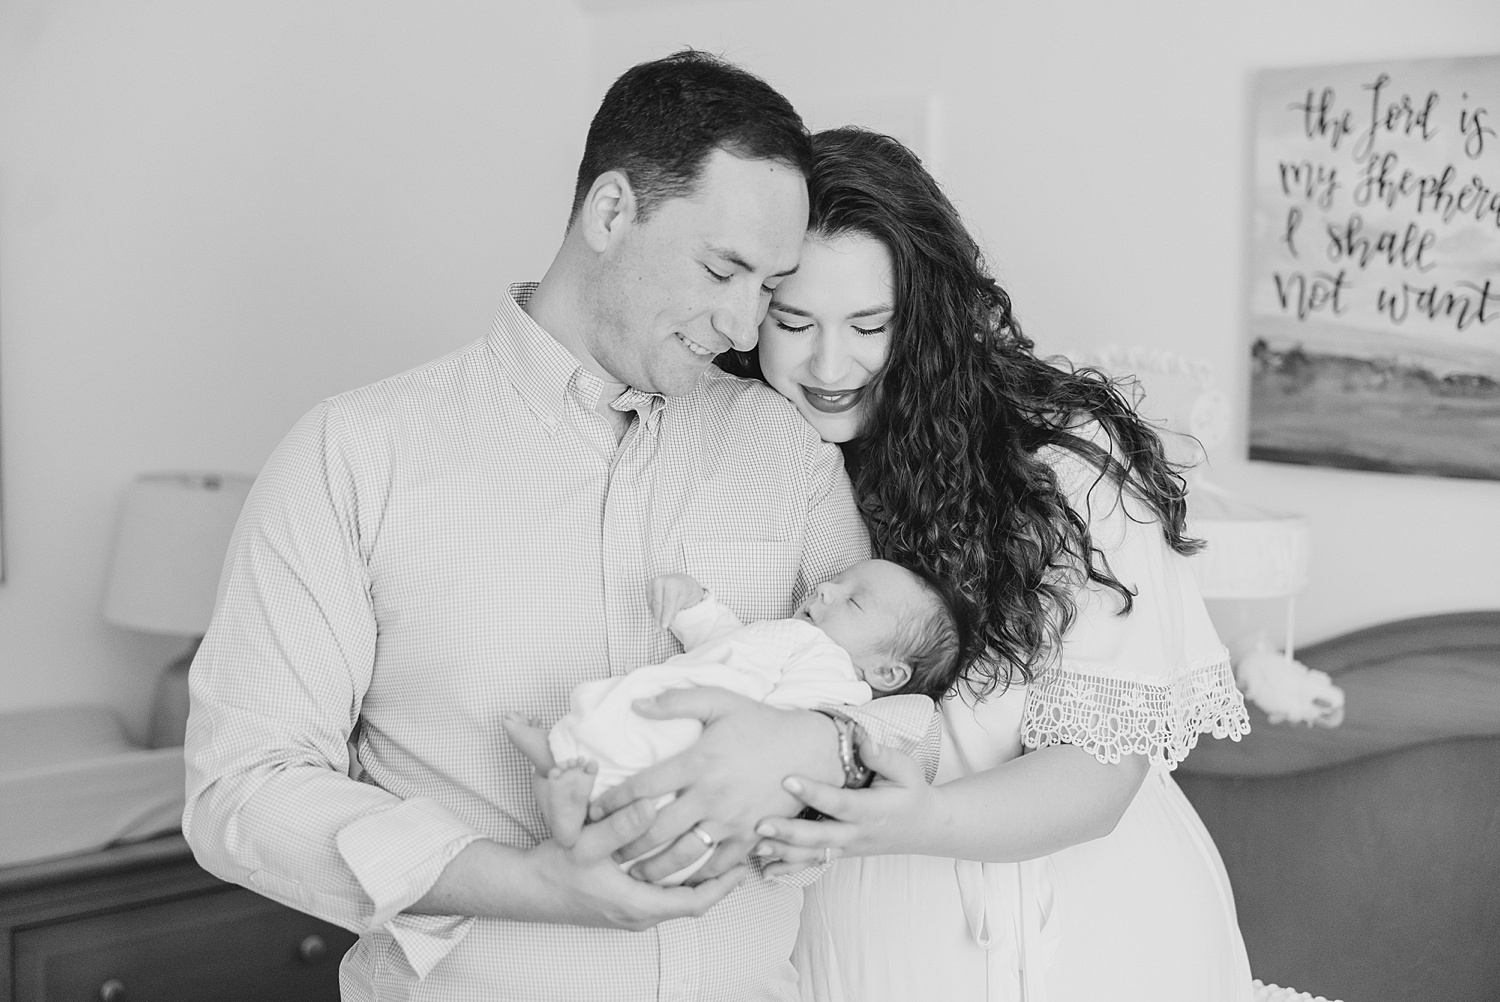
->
<box><xmin>711</xmin><ymin>285</ymin><xmax>762</xmax><ymax>352</ymax></box>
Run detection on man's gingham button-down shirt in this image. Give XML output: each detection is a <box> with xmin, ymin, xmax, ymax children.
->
<box><xmin>184</xmin><ymin>285</ymin><xmax>938</xmax><ymax>1001</ymax></box>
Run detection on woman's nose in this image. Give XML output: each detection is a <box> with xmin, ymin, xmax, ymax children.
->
<box><xmin>808</xmin><ymin>331</ymin><xmax>849</xmax><ymax>384</ymax></box>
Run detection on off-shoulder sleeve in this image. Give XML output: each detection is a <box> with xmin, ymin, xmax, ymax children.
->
<box><xmin>1018</xmin><ymin>445</ymin><xmax>1249</xmax><ymax>770</ymax></box>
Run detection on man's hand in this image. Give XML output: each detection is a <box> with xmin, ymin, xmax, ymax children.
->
<box><xmin>413</xmin><ymin>797</ymin><xmax>749</xmax><ymax>930</ymax></box>
<box><xmin>586</xmin><ymin>687</ymin><xmax>844</xmax><ymax>883</ymax></box>
<box><xmin>649</xmin><ymin>573</ymin><xmax>706</xmax><ymax>628</ymax></box>
<box><xmin>413</xmin><ymin>714</ymin><xmax>748</xmax><ymax>930</ymax></box>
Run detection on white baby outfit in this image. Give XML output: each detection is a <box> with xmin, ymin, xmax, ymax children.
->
<box><xmin>549</xmin><ymin>594</ymin><xmax>874</xmax><ymax>799</ymax></box>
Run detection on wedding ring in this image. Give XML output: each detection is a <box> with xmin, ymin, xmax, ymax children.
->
<box><xmin>822</xmin><ymin>846</ymin><xmax>833</xmax><ymax>865</ymax></box>
<box><xmin>689</xmin><ymin>824</ymin><xmax>717</xmax><ymax>849</ymax></box>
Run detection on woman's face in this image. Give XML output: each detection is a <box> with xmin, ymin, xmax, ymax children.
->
<box><xmin>757</xmin><ymin>232</ymin><xmax>895</xmax><ymax>443</ymax></box>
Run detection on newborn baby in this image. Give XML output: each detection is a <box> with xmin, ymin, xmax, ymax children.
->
<box><xmin>548</xmin><ymin>557</ymin><xmax>961</xmax><ymax>801</ymax></box>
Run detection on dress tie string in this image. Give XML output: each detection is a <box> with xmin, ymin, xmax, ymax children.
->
<box><xmin>955</xmin><ymin>857</ymin><xmax>1060</xmax><ymax>1002</ymax></box>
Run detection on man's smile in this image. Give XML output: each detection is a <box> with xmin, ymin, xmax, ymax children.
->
<box><xmin>675</xmin><ymin>331</ymin><xmax>717</xmax><ymax>357</ymax></box>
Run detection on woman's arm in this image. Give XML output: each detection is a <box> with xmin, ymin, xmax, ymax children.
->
<box><xmin>754</xmin><ymin>736</ymin><xmax>1148</xmax><ymax>869</ymax></box>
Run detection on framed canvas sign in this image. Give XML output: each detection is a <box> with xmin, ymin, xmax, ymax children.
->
<box><xmin>1248</xmin><ymin>55</ymin><xmax>1500</xmax><ymax>480</ymax></box>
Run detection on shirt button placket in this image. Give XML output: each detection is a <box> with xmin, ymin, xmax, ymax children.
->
<box><xmin>655</xmin><ymin>917</ymin><xmax>702</xmax><ymax>1002</ymax></box>
<box><xmin>602</xmin><ymin>427</ymin><xmax>652</xmax><ymax>676</ymax></box>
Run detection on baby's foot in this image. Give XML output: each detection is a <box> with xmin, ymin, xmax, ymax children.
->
<box><xmin>539</xmin><ymin>759</ymin><xmax>596</xmax><ymax>848</ymax></box>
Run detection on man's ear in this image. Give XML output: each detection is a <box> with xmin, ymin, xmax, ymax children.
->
<box><xmin>869</xmin><ymin>660</ymin><xmax>912</xmax><ymax>693</ymax></box>
<box><xmin>576</xmin><ymin>170</ymin><xmax>636</xmax><ymax>253</ymax></box>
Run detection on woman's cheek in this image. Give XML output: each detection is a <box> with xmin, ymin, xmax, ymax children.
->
<box><xmin>757</xmin><ymin>328</ymin><xmax>802</xmax><ymax>396</ymax></box>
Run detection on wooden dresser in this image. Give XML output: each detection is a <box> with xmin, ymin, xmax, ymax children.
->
<box><xmin>0</xmin><ymin>835</ymin><xmax>358</xmax><ymax>1002</ymax></box>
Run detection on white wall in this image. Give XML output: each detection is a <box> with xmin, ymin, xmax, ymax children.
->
<box><xmin>2</xmin><ymin>1</ymin><xmax>1497</xmax><ymax>737</ymax></box>
<box><xmin>0</xmin><ymin>1</ymin><xmax>592</xmax><ymax>736</ymax></box>
<box><xmin>588</xmin><ymin>0</ymin><xmax>1500</xmax><ymax>647</ymax></box>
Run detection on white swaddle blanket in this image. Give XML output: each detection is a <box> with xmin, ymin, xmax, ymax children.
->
<box><xmin>549</xmin><ymin>593</ymin><xmax>873</xmax><ymax>799</ymax></box>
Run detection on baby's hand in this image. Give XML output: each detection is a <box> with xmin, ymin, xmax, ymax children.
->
<box><xmin>649</xmin><ymin>573</ymin><xmax>706</xmax><ymax>628</ymax></box>
<box><xmin>538</xmin><ymin>759</ymin><xmax>597</xmax><ymax>848</ymax></box>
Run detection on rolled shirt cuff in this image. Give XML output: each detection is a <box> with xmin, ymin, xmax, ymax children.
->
<box><xmin>336</xmin><ymin>797</ymin><xmax>483</xmax><ymax>978</ymax></box>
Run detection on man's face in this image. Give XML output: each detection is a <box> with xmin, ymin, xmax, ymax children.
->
<box><xmin>585</xmin><ymin>148</ymin><xmax>809</xmax><ymax>396</ymax></box>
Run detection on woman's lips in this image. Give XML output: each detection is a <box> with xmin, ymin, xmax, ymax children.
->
<box><xmin>799</xmin><ymin>383</ymin><xmax>867</xmax><ymax>414</ymax></box>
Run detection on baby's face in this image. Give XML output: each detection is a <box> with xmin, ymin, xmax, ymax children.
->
<box><xmin>794</xmin><ymin>559</ymin><xmax>929</xmax><ymax>687</ymax></box>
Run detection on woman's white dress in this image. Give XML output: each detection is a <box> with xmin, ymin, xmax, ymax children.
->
<box><xmin>793</xmin><ymin>445</ymin><xmax>1256</xmax><ymax>1002</ymax></box>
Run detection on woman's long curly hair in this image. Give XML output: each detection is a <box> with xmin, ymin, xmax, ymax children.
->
<box><xmin>759</xmin><ymin>128</ymin><xmax>1201</xmax><ymax>697</ymax></box>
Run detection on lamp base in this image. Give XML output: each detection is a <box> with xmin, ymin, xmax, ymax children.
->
<box><xmin>148</xmin><ymin>637</ymin><xmax>201</xmax><ymax>749</ymax></box>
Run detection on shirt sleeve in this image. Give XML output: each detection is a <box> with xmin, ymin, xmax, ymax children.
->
<box><xmin>1018</xmin><ymin>445</ymin><xmax>1250</xmax><ymax>770</ymax></box>
<box><xmin>183</xmin><ymin>401</ymin><xmax>482</xmax><ymax>979</ymax></box>
<box><xmin>670</xmin><ymin>591</ymin><xmax>746</xmax><ymax>651</ymax></box>
<box><xmin>796</xmin><ymin>438</ymin><xmax>942</xmax><ymax>778</ymax></box>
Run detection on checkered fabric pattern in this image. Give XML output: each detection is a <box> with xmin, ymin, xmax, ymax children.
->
<box><xmin>183</xmin><ymin>285</ymin><xmax>938</xmax><ymax>1001</ymax></box>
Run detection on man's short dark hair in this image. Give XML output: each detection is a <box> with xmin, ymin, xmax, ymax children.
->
<box><xmin>569</xmin><ymin>49</ymin><xmax>812</xmax><ymax>225</ymax></box>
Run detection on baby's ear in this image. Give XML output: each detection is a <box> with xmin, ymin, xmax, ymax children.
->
<box><xmin>870</xmin><ymin>660</ymin><xmax>913</xmax><ymax>693</ymax></box>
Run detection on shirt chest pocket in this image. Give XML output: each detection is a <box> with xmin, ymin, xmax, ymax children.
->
<box><xmin>679</xmin><ymin>538</ymin><xmax>802</xmax><ymax>625</ymax></box>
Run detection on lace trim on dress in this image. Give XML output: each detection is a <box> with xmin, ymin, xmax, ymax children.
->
<box><xmin>1020</xmin><ymin>649</ymin><xmax>1250</xmax><ymax>770</ymax></box>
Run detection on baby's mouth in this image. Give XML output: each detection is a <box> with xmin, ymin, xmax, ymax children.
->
<box><xmin>800</xmin><ymin>383</ymin><xmax>866</xmax><ymax>414</ymax></box>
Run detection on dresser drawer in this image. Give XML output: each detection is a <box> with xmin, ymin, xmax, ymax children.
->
<box><xmin>12</xmin><ymin>885</ymin><xmax>358</xmax><ymax>1002</ymax></box>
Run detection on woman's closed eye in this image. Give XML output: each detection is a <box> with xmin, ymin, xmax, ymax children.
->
<box><xmin>773</xmin><ymin>318</ymin><xmax>813</xmax><ymax>334</ymax></box>
<box><xmin>853</xmin><ymin>324</ymin><xmax>889</xmax><ymax>337</ymax></box>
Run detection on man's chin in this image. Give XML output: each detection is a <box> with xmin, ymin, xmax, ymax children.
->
<box><xmin>644</xmin><ymin>360</ymin><xmax>715</xmax><ymax>398</ymax></box>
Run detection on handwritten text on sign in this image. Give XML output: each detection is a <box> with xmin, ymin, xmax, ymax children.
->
<box><xmin>1251</xmin><ymin>57</ymin><xmax>1499</xmax><ymax>344</ymax></box>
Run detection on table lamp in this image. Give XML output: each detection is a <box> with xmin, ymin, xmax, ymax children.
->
<box><xmin>103</xmin><ymin>472</ymin><xmax>254</xmax><ymax>747</ymax></box>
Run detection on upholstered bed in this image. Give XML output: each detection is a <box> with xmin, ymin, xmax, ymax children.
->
<box><xmin>1177</xmin><ymin>611</ymin><xmax>1500</xmax><ymax>1002</ymax></box>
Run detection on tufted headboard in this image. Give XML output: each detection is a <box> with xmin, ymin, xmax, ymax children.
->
<box><xmin>1176</xmin><ymin>611</ymin><xmax>1500</xmax><ymax>1002</ymax></box>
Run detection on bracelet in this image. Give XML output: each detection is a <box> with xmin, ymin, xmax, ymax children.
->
<box><xmin>815</xmin><ymin>708</ymin><xmax>874</xmax><ymax>789</ymax></box>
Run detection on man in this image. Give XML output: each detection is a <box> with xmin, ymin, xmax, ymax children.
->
<box><xmin>184</xmin><ymin>50</ymin><xmax>935</xmax><ymax>1000</ymax></box>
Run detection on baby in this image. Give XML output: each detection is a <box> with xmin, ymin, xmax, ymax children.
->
<box><xmin>535</xmin><ymin>558</ymin><xmax>962</xmax><ymax>881</ymax></box>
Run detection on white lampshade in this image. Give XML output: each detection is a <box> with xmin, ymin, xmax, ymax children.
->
<box><xmin>1186</xmin><ymin>487</ymin><xmax>1311</xmax><ymax>600</ymax></box>
<box><xmin>103</xmin><ymin>472</ymin><xmax>254</xmax><ymax>636</ymax></box>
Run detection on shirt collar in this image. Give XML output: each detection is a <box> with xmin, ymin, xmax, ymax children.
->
<box><xmin>488</xmin><ymin>283</ymin><xmax>667</xmax><ymax>430</ymax></box>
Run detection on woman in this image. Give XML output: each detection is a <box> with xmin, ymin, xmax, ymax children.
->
<box><xmin>732</xmin><ymin>128</ymin><xmax>1255</xmax><ymax>1001</ymax></box>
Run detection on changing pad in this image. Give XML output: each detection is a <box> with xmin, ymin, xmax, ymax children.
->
<box><xmin>0</xmin><ymin>705</ymin><xmax>186</xmax><ymax>869</ymax></box>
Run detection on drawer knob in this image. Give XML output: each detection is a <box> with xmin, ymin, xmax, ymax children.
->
<box><xmin>99</xmin><ymin>980</ymin><xmax>128</xmax><ymax>1002</ymax></box>
<box><xmin>299</xmin><ymin>933</ymin><xmax>328</xmax><ymax>963</ymax></box>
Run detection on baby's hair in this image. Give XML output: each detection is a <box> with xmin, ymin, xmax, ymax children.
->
<box><xmin>885</xmin><ymin>566</ymin><xmax>969</xmax><ymax>700</ymax></box>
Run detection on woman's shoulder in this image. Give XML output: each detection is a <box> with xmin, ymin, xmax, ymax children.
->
<box><xmin>1033</xmin><ymin>419</ymin><xmax>1160</xmax><ymax>546</ymax></box>
<box><xmin>1033</xmin><ymin>420</ymin><xmax>1115</xmax><ymax>503</ymax></box>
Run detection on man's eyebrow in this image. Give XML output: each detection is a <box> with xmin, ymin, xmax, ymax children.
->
<box><xmin>707</xmin><ymin>246</ymin><xmax>799</xmax><ymax>278</ymax></box>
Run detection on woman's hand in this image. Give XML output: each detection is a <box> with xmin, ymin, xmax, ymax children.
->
<box><xmin>751</xmin><ymin>730</ymin><xmax>946</xmax><ymax>876</ymax></box>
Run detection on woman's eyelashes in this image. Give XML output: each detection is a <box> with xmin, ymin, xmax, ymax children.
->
<box><xmin>770</xmin><ymin>317</ymin><xmax>889</xmax><ymax>336</ymax></box>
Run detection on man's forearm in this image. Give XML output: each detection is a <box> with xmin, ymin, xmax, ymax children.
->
<box><xmin>408</xmin><ymin>839</ymin><xmax>533</xmax><ymax>920</ymax></box>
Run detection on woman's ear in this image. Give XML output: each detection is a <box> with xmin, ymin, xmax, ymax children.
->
<box><xmin>575</xmin><ymin>170</ymin><xmax>636</xmax><ymax>253</ymax></box>
<box><xmin>869</xmin><ymin>660</ymin><xmax>913</xmax><ymax>693</ymax></box>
